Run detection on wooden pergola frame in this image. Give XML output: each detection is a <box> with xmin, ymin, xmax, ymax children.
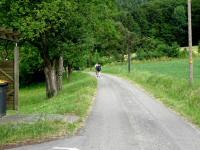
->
<box><xmin>0</xmin><ymin>27</ymin><xmax>20</xmax><ymax>42</ymax></box>
<box><xmin>0</xmin><ymin>27</ymin><xmax>20</xmax><ymax>111</ymax></box>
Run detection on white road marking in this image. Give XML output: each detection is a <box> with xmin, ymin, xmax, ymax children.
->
<box><xmin>52</xmin><ymin>147</ymin><xmax>79</xmax><ymax>150</ymax></box>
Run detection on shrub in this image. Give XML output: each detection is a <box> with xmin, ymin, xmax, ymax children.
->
<box><xmin>167</xmin><ymin>42</ymin><xmax>180</xmax><ymax>57</ymax></box>
<box><xmin>135</xmin><ymin>37</ymin><xmax>180</xmax><ymax>60</ymax></box>
<box><xmin>179</xmin><ymin>48</ymin><xmax>188</xmax><ymax>58</ymax></box>
<box><xmin>198</xmin><ymin>42</ymin><xmax>200</xmax><ymax>53</ymax></box>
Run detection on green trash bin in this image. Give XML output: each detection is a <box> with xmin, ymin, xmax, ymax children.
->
<box><xmin>0</xmin><ymin>82</ymin><xmax>8</xmax><ymax>117</ymax></box>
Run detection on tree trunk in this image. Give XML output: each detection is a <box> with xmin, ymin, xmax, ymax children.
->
<box><xmin>56</xmin><ymin>56</ymin><xmax>63</xmax><ymax>91</ymax></box>
<box><xmin>44</xmin><ymin>61</ymin><xmax>58</xmax><ymax>98</ymax></box>
<box><xmin>67</xmin><ymin>64</ymin><xmax>72</xmax><ymax>80</ymax></box>
<box><xmin>40</xmin><ymin>33</ymin><xmax>58</xmax><ymax>99</ymax></box>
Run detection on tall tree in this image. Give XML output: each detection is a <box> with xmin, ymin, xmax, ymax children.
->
<box><xmin>5</xmin><ymin>0</ymin><xmax>77</xmax><ymax>98</ymax></box>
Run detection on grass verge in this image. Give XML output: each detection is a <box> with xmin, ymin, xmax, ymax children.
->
<box><xmin>103</xmin><ymin>58</ymin><xmax>200</xmax><ymax>127</ymax></box>
<box><xmin>0</xmin><ymin>72</ymin><xmax>97</xmax><ymax>148</ymax></box>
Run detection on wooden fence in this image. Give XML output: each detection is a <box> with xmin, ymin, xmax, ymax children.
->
<box><xmin>0</xmin><ymin>61</ymin><xmax>15</xmax><ymax>109</ymax></box>
<box><xmin>0</xmin><ymin>27</ymin><xmax>20</xmax><ymax>111</ymax></box>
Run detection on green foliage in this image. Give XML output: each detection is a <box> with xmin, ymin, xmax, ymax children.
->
<box><xmin>141</xmin><ymin>0</ymin><xmax>187</xmax><ymax>45</ymax></box>
<box><xmin>9</xmin><ymin>0</ymin><xmax>77</xmax><ymax>59</ymax></box>
<box><xmin>135</xmin><ymin>37</ymin><xmax>180</xmax><ymax>60</ymax></box>
<box><xmin>179</xmin><ymin>48</ymin><xmax>188</xmax><ymax>58</ymax></box>
<box><xmin>97</xmin><ymin>56</ymin><xmax>116</xmax><ymax>65</ymax></box>
<box><xmin>116</xmin><ymin>0</ymin><xmax>195</xmax><ymax>47</ymax></box>
<box><xmin>173</xmin><ymin>5</ymin><xmax>187</xmax><ymax>26</ymax></box>
<box><xmin>0</xmin><ymin>40</ymin><xmax>14</xmax><ymax>61</ymax></box>
<box><xmin>166</xmin><ymin>42</ymin><xmax>180</xmax><ymax>57</ymax></box>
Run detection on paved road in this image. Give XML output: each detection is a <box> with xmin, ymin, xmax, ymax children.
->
<box><xmin>10</xmin><ymin>74</ymin><xmax>200</xmax><ymax>150</ymax></box>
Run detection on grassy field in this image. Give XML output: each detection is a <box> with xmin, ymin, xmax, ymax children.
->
<box><xmin>106</xmin><ymin>58</ymin><xmax>200</xmax><ymax>82</ymax></box>
<box><xmin>0</xmin><ymin>72</ymin><xmax>97</xmax><ymax>148</ymax></box>
<box><xmin>103</xmin><ymin>58</ymin><xmax>200</xmax><ymax>127</ymax></box>
<box><xmin>134</xmin><ymin>58</ymin><xmax>200</xmax><ymax>81</ymax></box>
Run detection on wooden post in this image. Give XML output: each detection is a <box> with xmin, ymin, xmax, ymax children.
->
<box><xmin>14</xmin><ymin>43</ymin><xmax>19</xmax><ymax>111</ymax></box>
<box><xmin>128</xmin><ymin>42</ymin><xmax>131</xmax><ymax>73</ymax></box>
<box><xmin>127</xmin><ymin>31</ymin><xmax>133</xmax><ymax>73</ymax></box>
<box><xmin>188</xmin><ymin>0</ymin><xmax>193</xmax><ymax>85</ymax></box>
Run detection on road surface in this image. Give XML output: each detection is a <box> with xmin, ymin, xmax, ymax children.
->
<box><xmin>10</xmin><ymin>74</ymin><xmax>200</xmax><ymax>150</ymax></box>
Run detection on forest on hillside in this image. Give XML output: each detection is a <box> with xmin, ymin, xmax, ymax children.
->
<box><xmin>0</xmin><ymin>0</ymin><xmax>199</xmax><ymax>96</ymax></box>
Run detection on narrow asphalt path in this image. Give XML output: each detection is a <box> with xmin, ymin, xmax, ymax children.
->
<box><xmin>10</xmin><ymin>74</ymin><xmax>200</xmax><ymax>150</ymax></box>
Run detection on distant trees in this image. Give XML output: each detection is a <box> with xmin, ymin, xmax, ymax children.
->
<box><xmin>126</xmin><ymin>0</ymin><xmax>188</xmax><ymax>45</ymax></box>
<box><xmin>116</xmin><ymin>0</ymin><xmax>200</xmax><ymax>60</ymax></box>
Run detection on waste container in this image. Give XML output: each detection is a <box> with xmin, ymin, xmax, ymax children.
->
<box><xmin>0</xmin><ymin>82</ymin><xmax>8</xmax><ymax>117</ymax></box>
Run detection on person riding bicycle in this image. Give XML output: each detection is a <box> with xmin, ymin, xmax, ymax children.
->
<box><xmin>95</xmin><ymin>63</ymin><xmax>101</xmax><ymax>77</ymax></box>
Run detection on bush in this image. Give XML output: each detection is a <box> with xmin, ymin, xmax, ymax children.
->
<box><xmin>198</xmin><ymin>42</ymin><xmax>200</xmax><ymax>53</ymax></box>
<box><xmin>167</xmin><ymin>42</ymin><xmax>180</xmax><ymax>57</ymax></box>
<box><xmin>135</xmin><ymin>37</ymin><xmax>180</xmax><ymax>60</ymax></box>
<box><xmin>135</xmin><ymin>38</ymin><xmax>163</xmax><ymax>60</ymax></box>
<box><xmin>179</xmin><ymin>48</ymin><xmax>188</xmax><ymax>58</ymax></box>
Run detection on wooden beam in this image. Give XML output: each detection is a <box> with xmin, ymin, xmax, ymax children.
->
<box><xmin>0</xmin><ymin>68</ymin><xmax>14</xmax><ymax>81</ymax></box>
<box><xmin>0</xmin><ymin>27</ymin><xmax>20</xmax><ymax>42</ymax></box>
<box><xmin>7</xmin><ymin>89</ymin><xmax>14</xmax><ymax>95</ymax></box>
